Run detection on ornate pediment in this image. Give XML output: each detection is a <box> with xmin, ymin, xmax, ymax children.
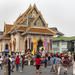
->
<box><xmin>14</xmin><ymin>4</ymin><xmax>48</xmax><ymax>28</ymax></box>
<box><xmin>21</xmin><ymin>19</ymin><xmax>27</xmax><ymax>25</ymax></box>
<box><xmin>17</xmin><ymin>4</ymin><xmax>39</xmax><ymax>25</ymax></box>
<box><xmin>34</xmin><ymin>16</ymin><xmax>45</xmax><ymax>27</ymax></box>
<box><xmin>28</xmin><ymin>8</ymin><xmax>38</xmax><ymax>18</ymax></box>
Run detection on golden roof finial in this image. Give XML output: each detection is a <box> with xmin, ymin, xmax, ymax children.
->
<box><xmin>29</xmin><ymin>4</ymin><xmax>32</xmax><ymax>8</ymax></box>
<box><xmin>33</xmin><ymin>3</ymin><xmax>36</xmax><ymax>7</ymax></box>
<box><xmin>28</xmin><ymin>4</ymin><xmax>32</xmax><ymax>9</ymax></box>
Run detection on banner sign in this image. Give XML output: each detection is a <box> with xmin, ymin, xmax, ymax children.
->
<box><xmin>44</xmin><ymin>39</ymin><xmax>47</xmax><ymax>50</ymax></box>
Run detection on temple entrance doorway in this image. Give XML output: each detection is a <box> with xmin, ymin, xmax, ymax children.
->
<box><xmin>37</xmin><ymin>39</ymin><xmax>43</xmax><ymax>52</ymax></box>
<box><xmin>5</xmin><ymin>44</ymin><xmax>8</xmax><ymax>49</ymax></box>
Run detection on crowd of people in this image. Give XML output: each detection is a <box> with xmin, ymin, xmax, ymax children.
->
<box><xmin>35</xmin><ymin>52</ymin><xmax>73</xmax><ymax>75</ymax></box>
<box><xmin>0</xmin><ymin>52</ymin><xmax>74</xmax><ymax>75</ymax></box>
<box><xmin>0</xmin><ymin>53</ymin><xmax>25</xmax><ymax>75</ymax></box>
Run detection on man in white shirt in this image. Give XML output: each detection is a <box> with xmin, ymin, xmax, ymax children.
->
<box><xmin>56</xmin><ymin>56</ymin><xmax>62</xmax><ymax>75</ymax></box>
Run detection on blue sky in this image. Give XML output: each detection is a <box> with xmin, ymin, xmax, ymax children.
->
<box><xmin>0</xmin><ymin>0</ymin><xmax>75</xmax><ymax>36</ymax></box>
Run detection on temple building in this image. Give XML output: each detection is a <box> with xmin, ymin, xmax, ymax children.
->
<box><xmin>0</xmin><ymin>4</ymin><xmax>56</xmax><ymax>53</ymax></box>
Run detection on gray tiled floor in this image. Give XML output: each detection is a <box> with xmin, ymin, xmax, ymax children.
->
<box><xmin>0</xmin><ymin>65</ymin><xmax>73</xmax><ymax>75</ymax></box>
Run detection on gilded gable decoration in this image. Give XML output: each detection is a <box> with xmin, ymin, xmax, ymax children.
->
<box><xmin>14</xmin><ymin>4</ymin><xmax>32</xmax><ymax>25</ymax></box>
<box><xmin>34</xmin><ymin>16</ymin><xmax>45</xmax><ymax>27</ymax></box>
<box><xmin>21</xmin><ymin>19</ymin><xmax>27</xmax><ymax>25</ymax></box>
<box><xmin>28</xmin><ymin>9</ymin><xmax>38</xmax><ymax>18</ymax></box>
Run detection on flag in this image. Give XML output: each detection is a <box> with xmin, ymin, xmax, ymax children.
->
<box><xmin>32</xmin><ymin>49</ymin><xmax>34</xmax><ymax>55</ymax></box>
<box><xmin>33</xmin><ymin>38</ymin><xmax>37</xmax><ymax>52</ymax></box>
<box><xmin>44</xmin><ymin>39</ymin><xmax>47</xmax><ymax>50</ymax></box>
<box><xmin>9</xmin><ymin>51</ymin><xmax>11</xmax><ymax>55</ymax></box>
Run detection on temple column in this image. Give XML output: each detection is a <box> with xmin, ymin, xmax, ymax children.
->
<box><xmin>24</xmin><ymin>38</ymin><xmax>27</xmax><ymax>53</ymax></box>
<box><xmin>24</xmin><ymin>38</ymin><xmax>26</xmax><ymax>53</ymax></box>
<box><xmin>2</xmin><ymin>41</ymin><xmax>5</xmax><ymax>51</ymax></box>
<box><xmin>11</xmin><ymin>35</ymin><xmax>14</xmax><ymax>51</ymax></box>
<box><xmin>15</xmin><ymin>33</ymin><xmax>20</xmax><ymax>52</ymax></box>
<box><xmin>26</xmin><ymin>37</ymin><xmax>30</xmax><ymax>50</ymax></box>
<box><xmin>27</xmin><ymin>38</ymin><xmax>28</xmax><ymax>50</ymax></box>
<box><xmin>27</xmin><ymin>38</ymin><xmax>31</xmax><ymax>50</ymax></box>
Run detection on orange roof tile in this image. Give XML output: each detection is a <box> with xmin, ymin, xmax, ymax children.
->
<box><xmin>3</xmin><ymin>34</ymin><xmax>10</xmax><ymax>38</ymax></box>
<box><xmin>5</xmin><ymin>24</ymin><xmax>14</xmax><ymax>33</ymax></box>
<box><xmin>16</xmin><ymin>26</ymin><xmax>27</xmax><ymax>31</ymax></box>
<box><xmin>28</xmin><ymin>28</ymin><xmax>55</xmax><ymax>34</ymax></box>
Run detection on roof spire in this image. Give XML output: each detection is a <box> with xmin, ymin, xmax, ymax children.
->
<box><xmin>4</xmin><ymin>21</ymin><xmax>6</xmax><ymax>25</ymax></box>
<box><xmin>4</xmin><ymin>21</ymin><xmax>6</xmax><ymax>27</ymax></box>
<box><xmin>33</xmin><ymin>3</ymin><xmax>36</xmax><ymax>7</ymax></box>
<box><xmin>29</xmin><ymin>4</ymin><xmax>32</xmax><ymax>8</ymax></box>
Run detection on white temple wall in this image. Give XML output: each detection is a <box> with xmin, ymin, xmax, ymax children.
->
<box><xmin>10</xmin><ymin>33</ymin><xmax>53</xmax><ymax>53</ymax></box>
<box><xmin>14</xmin><ymin>33</ymin><xmax>20</xmax><ymax>52</ymax></box>
<box><xmin>19</xmin><ymin>36</ymin><xmax>25</xmax><ymax>53</ymax></box>
<box><xmin>11</xmin><ymin>35</ymin><xmax>14</xmax><ymax>51</ymax></box>
<box><xmin>0</xmin><ymin>41</ymin><xmax>2</xmax><ymax>52</ymax></box>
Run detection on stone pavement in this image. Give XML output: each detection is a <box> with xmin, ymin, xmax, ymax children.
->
<box><xmin>0</xmin><ymin>65</ymin><xmax>73</xmax><ymax>75</ymax></box>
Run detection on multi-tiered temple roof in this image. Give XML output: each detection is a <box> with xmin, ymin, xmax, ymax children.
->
<box><xmin>4</xmin><ymin>4</ymin><xmax>56</xmax><ymax>38</ymax></box>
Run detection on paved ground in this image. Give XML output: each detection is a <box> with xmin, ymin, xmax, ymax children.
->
<box><xmin>0</xmin><ymin>65</ymin><xmax>73</xmax><ymax>75</ymax></box>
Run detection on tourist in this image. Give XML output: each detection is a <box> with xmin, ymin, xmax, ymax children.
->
<box><xmin>35</xmin><ymin>54</ymin><xmax>41</xmax><ymax>75</ymax></box>
<box><xmin>20</xmin><ymin>55</ymin><xmax>23</xmax><ymax>72</ymax></box>
<box><xmin>44</xmin><ymin>57</ymin><xmax>48</xmax><ymax>68</ymax></box>
<box><xmin>62</xmin><ymin>55</ymin><xmax>68</xmax><ymax>74</ymax></box>
<box><xmin>7</xmin><ymin>55</ymin><xmax>12</xmax><ymax>75</ymax></box>
<box><xmin>50</xmin><ymin>54</ymin><xmax>57</xmax><ymax>73</ymax></box>
<box><xmin>56</xmin><ymin>56</ymin><xmax>62</xmax><ymax>75</ymax></box>
<box><xmin>0</xmin><ymin>56</ymin><xmax>3</xmax><ymax>70</ymax></box>
<box><xmin>2</xmin><ymin>54</ymin><xmax>12</xmax><ymax>75</ymax></box>
<box><xmin>53</xmin><ymin>54</ymin><xmax>57</xmax><ymax>73</ymax></box>
<box><xmin>15</xmin><ymin>55</ymin><xmax>20</xmax><ymax>71</ymax></box>
<box><xmin>22</xmin><ymin>55</ymin><xmax>25</xmax><ymax>71</ymax></box>
<box><xmin>48</xmin><ymin>54</ymin><xmax>50</xmax><ymax>61</ymax></box>
<box><xmin>50</xmin><ymin>55</ymin><xmax>55</xmax><ymax>73</ymax></box>
<box><xmin>2</xmin><ymin>54</ymin><xmax>8</xmax><ymax>75</ymax></box>
<box><xmin>73</xmin><ymin>53</ymin><xmax>75</xmax><ymax>75</ymax></box>
<box><xmin>11</xmin><ymin>56</ymin><xmax>15</xmax><ymax>72</ymax></box>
